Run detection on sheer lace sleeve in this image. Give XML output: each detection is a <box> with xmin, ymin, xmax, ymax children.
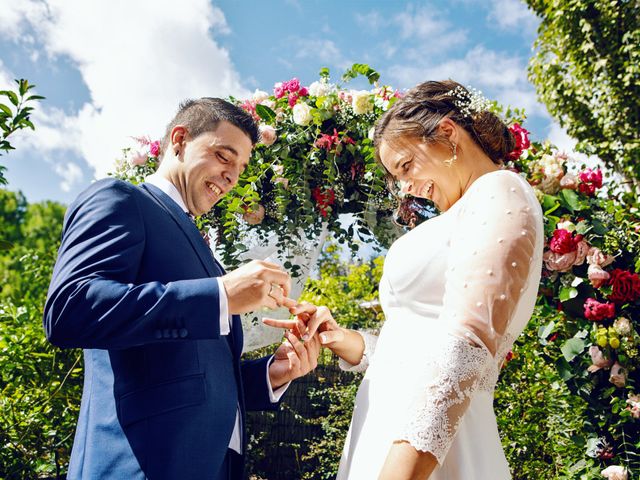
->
<box><xmin>398</xmin><ymin>171</ymin><xmax>542</xmax><ymax>463</ymax></box>
<box><xmin>339</xmin><ymin>330</ymin><xmax>379</xmax><ymax>373</ymax></box>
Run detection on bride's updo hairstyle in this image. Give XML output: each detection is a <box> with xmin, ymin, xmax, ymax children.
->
<box><xmin>373</xmin><ymin>80</ymin><xmax>515</xmax><ymax>191</ymax></box>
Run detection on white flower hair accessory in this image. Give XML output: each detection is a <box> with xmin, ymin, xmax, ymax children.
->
<box><xmin>445</xmin><ymin>86</ymin><xmax>491</xmax><ymax>118</ymax></box>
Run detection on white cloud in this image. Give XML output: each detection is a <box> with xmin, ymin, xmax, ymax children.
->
<box><xmin>487</xmin><ymin>0</ymin><xmax>539</xmax><ymax>34</ymax></box>
<box><xmin>0</xmin><ymin>0</ymin><xmax>249</xmax><ymax>179</ymax></box>
<box><xmin>355</xmin><ymin>11</ymin><xmax>386</xmax><ymax>33</ymax></box>
<box><xmin>546</xmin><ymin>121</ymin><xmax>604</xmax><ymax>169</ymax></box>
<box><xmin>53</xmin><ymin>161</ymin><xmax>84</xmax><ymax>192</ymax></box>
<box><xmin>292</xmin><ymin>38</ymin><xmax>351</xmax><ymax>71</ymax></box>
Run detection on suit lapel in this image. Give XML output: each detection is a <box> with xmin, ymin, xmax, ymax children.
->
<box><xmin>141</xmin><ymin>183</ymin><xmax>220</xmax><ymax>278</ymax></box>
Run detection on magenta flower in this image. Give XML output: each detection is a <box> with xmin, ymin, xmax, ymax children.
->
<box><xmin>583</xmin><ymin>298</ymin><xmax>615</xmax><ymax>321</ymax></box>
<box><xmin>507</xmin><ymin>123</ymin><xmax>531</xmax><ymax>160</ymax></box>
<box><xmin>577</xmin><ymin>168</ymin><xmax>603</xmax><ymax>195</ymax></box>
<box><xmin>149</xmin><ymin>140</ymin><xmax>160</xmax><ymax>157</ymax></box>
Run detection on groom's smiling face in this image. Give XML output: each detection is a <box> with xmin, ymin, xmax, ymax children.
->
<box><xmin>174</xmin><ymin>121</ymin><xmax>253</xmax><ymax>216</ymax></box>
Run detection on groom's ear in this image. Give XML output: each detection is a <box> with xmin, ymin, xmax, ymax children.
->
<box><xmin>170</xmin><ymin>125</ymin><xmax>188</xmax><ymax>155</ymax></box>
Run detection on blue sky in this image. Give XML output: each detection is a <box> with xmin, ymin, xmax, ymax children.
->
<box><xmin>0</xmin><ymin>0</ymin><xmax>573</xmax><ymax>205</ymax></box>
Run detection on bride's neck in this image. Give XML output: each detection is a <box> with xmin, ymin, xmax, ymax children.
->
<box><xmin>458</xmin><ymin>150</ymin><xmax>501</xmax><ymax>196</ymax></box>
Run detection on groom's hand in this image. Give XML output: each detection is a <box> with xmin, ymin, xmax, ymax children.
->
<box><xmin>221</xmin><ymin>260</ymin><xmax>292</xmax><ymax>314</ymax></box>
<box><xmin>268</xmin><ymin>331</ymin><xmax>321</xmax><ymax>389</ymax></box>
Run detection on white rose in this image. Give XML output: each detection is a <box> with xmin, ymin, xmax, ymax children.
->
<box><xmin>540</xmin><ymin>154</ymin><xmax>564</xmax><ymax>179</ymax></box>
<box><xmin>309</xmin><ymin>80</ymin><xmax>332</xmax><ymax>97</ymax></box>
<box><xmin>252</xmin><ymin>89</ymin><xmax>269</xmax><ymax>103</ymax></box>
<box><xmin>601</xmin><ymin>465</ymin><xmax>628</xmax><ymax>480</ymax></box>
<box><xmin>351</xmin><ymin>90</ymin><xmax>373</xmax><ymax>115</ymax></box>
<box><xmin>258</xmin><ymin>124</ymin><xmax>277</xmax><ymax>146</ymax></box>
<box><xmin>368</xmin><ymin>126</ymin><xmax>375</xmax><ymax>141</ymax></box>
<box><xmin>557</xmin><ymin>220</ymin><xmax>576</xmax><ymax>232</ymax></box>
<box><xmin>292</xmin><ymin>103</ymin><xmax>313</xmax><ymax>126</ymax></box>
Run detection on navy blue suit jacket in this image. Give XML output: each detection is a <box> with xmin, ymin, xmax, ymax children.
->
<box><xmin>44</xmin><ymin>178</ymin><xmax>279</xmax><ymax>479</ymax></box>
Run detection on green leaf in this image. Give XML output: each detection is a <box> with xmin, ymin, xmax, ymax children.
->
<box><xmin>558</xmin><ymin>189</ymin><xmax>582</xmax><ymax>212</ymax></box>
<box><xmin>26</xmin><ymin>95</ymin><xmax>45</xmax><ymax>102</ymax></box>
<box><xmin>538</xmin><ymin>320</ymin><xmax>555</xmax><ymax>341</ymax></box>
<box><xmin>255</xmin><ymin>104</ymin><xmax>276</xmax><ymax>123</ymax></box>
<box><xmin>560</xmin><ymin>337</ymin><xmax>585</xmax><ymax>362</ymax></box>
<box><xmin>541</xmin><ymin>194</ymin><xmax>560</xmax><ymax>214</ymax></box>
<box><xmin>341</xmin><ymin>63</ymin><xmax>380</xmax><ymax>85</ymax></box>
<box><xmin>318</xmin><ymin>67</ymin><xmax>330</xmax><ymax>79</ymax></box>
<box><xmin>0</xmin><ymin>90</ymin><xmax>19</xmax><ymax>106</ymax></box>
<box><xmin>559</xmin><ymin>286</ymin><xmax>578</xmax><ymax>302</ymax></box>
<box><xmin>0</xmin><ymin>103</ymin><xmax>12</xmax><ymax>116</ymax></box>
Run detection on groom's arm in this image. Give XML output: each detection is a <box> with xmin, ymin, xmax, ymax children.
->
<box><xmin>44</xmin><ymin>179</ymin><xmax>222</xmax><ymax>350</ymax></box>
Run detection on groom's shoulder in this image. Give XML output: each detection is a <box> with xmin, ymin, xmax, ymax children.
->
<box><xmin>74</xmin><ymin>178</ymin><xmax>143</xmax><ymax>205</ymax></box>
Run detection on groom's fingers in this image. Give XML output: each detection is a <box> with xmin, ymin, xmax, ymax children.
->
<box><xmin>285</xmin><ymin>331</ymin><xmax>306</xmax><ymax>365</ymax></box>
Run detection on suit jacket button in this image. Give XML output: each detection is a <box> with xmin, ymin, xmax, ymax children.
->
<box><xmin>154</xmin><ymin>329</ymin><xmax>162</xmax><ymax>339</ymax></box>
<box><xmin>171</xmin><ymin>329</ymin><xmax>179</xmax><ymax>338</ymax></box>
<box><xmin>163</xmin><ymin>328</ymin><xmax>171</xmax><ymax>339</ymax></box>
<box><xmin>179</xmin><ymin>328</ymin><xmax>188</xmax><ymax>338</ymax></box>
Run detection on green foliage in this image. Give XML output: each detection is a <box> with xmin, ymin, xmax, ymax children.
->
<box><xmin>0</xmin><ymin>79</ymin><xmax>45</xmax><ymax>185</ymax></box>
<box><xmin>0</xmin><ymin>189</ymin><xmax>80</xmax><ymax>479</ymax></box>
<box><xmin>526</xmin><ymin>0</ymin><xmax>640</xmax><ymax>184</ymax></box>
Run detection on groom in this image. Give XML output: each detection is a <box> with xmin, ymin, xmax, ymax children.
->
<box><xmin>43</xmin><ymin>98</ymin><xmax>320</xmax><ymax>479</ymax></box>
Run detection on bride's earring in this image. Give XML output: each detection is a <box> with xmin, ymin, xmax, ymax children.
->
<box><xmin>444</xmin><ymin>143</ymin><xmax>457</xmax><ymax>167</ymax></box>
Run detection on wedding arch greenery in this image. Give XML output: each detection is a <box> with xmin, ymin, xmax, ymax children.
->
<box><xmin>115</xmin><ymin>64</ymin><xmax>640</xmax><ymax>478</ymax></box>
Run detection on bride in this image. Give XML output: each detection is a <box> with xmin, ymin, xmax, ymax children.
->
<box><xmin>269</xmin><ymin>80</ymin><xmax>544</xmax><ymax>479</ymax></box>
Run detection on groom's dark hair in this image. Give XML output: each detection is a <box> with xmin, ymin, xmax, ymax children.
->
<box><xmin>160</xmin><ymin>97</ymin><xmax>259</xmax><ymax>157</ymax></box>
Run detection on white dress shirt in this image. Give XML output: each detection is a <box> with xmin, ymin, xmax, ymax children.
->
<box><xmin>145</xmin><ymin>174</ymin><xmax>288</xmax><ymax>453</ymax></box>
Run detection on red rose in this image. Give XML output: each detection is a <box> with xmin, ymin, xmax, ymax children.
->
<box><xmin>583</xmin><ymin>297</ymin><xmax>616</xmax><ymax>321</ymax></box>
<box><xmin>608</xmin><ymin>268</ymin><xmax>640</xmax><ymax>303</ymax></box>
<box><xmin>312</xmin><ymin>187</ymin><xmax>336</xmax><ymax>218</ymax></box>
<box><xmin>549</xmin><ymin>229</ymin><xmax>583</xmax><ymax>254</ymax></box>
<box><xmin>507</xmin><ymin>123</ymin><xmax>531</xmax><ymax>160</ymax></box>
<box><xmin>578</xmin><ymin>168</ymin><xmax>603</xmax><ymax>196</ymax></box>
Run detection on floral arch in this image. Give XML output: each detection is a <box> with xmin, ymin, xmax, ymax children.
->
<box><xmin>114</xmin><ymin>64</ymin><xmax>640</xmax><ymax>477</ymax></box>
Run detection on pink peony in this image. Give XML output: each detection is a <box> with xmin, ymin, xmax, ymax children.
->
<box><xmin>586</xmin><ymin>247</ymin><xmax>615</xmax><ymax>267</ymax></box>
<box><xmin>129</xmin><ymin>150</ymin><xmax>148</xmax><ymax>167</ymax></box>
<box><xmin>560</xmin><ymin>173</ymin><xmax>579</xmax><ymax>190</ymax></box>
<box><xmin>584</xmin><ymin>298</ymin><xmax>615</xmax><ymax>321</ymax></box>
<box><xmin>543</xmin><ymin>250</ymin><xmax>577</xmax><ymax>272</ymax></box>
<box><xmin>574</xmin><ymin>240</ymin><xmax>590</xmax><ymax>266</ymax></box>
<box><xmin>549</xmin><ymin>229</ymin><xmax>583</xmax><ymax>254</ymax></box>
<box><xmin>242</xmin><ymin>204</ymin><xmax>266</xmax><ymax>225</ymax></box>
<box><xmin>578</xmin><ymin>168</ymin><xmax>603</xmax><ymax>196</ymax></box>
<box><xmin>587</xmin><ymin>346</ymin><xmax>613</xmax><ymax>373</ymax></box>
<box><xmin>258</xmin><ymin>125</ymin><xmax>277</xmax><ymax>146</ymax></box>
<box><xmin>588</xmin><ymin>264</ymin><xmax>611</xmax><ymax>288</ymax></box>
<box><xmin>609</xmin><ymin>362</ymin><xmax>627</xmax><ymax>388</ymax></box>
<box><xmin>601</xmin><ymin>465</ymin><xmax>628</xmax><ymax>480</ymax></box>
<box><xmin>626</xmin><ymin>394</ymin><xmax>640</xmax><ymax>419</ymax></box>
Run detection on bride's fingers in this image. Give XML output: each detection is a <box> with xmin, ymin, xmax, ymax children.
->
<box><xmin>280</xmin><ymin>297</ymin><xmax>298</xmax><ymax>309</ymax></box>
<box><xmin>288</xmin><ymin>302</ymin><xmax>317</xmax><ymax>317</ymax></box>
<box><xmin>319</xmin><ymin>329</ymin><xmax>344</xmax><ymax>346</ymax></box>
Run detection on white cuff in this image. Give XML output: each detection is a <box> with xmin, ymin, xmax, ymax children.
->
<box><xmin>338</xmin><ymin>330</ymin><xmax>378</xmax><ymax>373</ymax></box>
<box><xmin>266</xmin><ymin>355</ymin><xmax>290</xmax><ymax>402</ymax></box>
<box><xmin>216</xmin><ymin>277</ymin><xmax>230</xmax><ymax>336</ymax></box>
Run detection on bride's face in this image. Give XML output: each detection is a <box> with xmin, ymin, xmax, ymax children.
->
<box><xmin>379</xmin><ymin>137</ymin><xmax>461</xmax><ymax>211</ymax></box>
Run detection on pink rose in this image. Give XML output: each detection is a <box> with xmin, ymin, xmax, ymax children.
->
<box><xmin>601</xmin><ymin>465</ymin><xmax>628</xmax><ymax>480</ymax></box>
<box><xmin>586</xmin><ymin>247</ymin><xmax>615</xmax><ymax>267</ymax></box>
<box><xmin>560</xmin><ymin>173</ymin><xmax>578</xmax><ymax>190</ymax></box>
<box><xmin>242</xmin><ymin>204</ymin><xmax>266</xmax><ymax>225</ymax></box>
<box><xmin>583</xmin><ymin>298</ymin><xmax>615</xmax><ymax>321</ymax></box>
<box><xmin>587</xmin><ymin>346</ymin><xmax>613</xmax><ymax>373</ymax></box>
<box><xmin>258</xmin><ymin>125</ymin><xmax>277</xmax><ymax>146</ymax></box>
<box><xmin>286</xmin><ymin>78</ymin><xmax>300</xmax><ymax>92</ymax></box>
<box><xmin>129</xmin><ymin>150</ymin><xmax>148</xmax><ymax>166</ymax></box>
<box><xmin>149</xmin><ymin>140</ymin><xmax>161</xmax><ymax>157</ymax></box>
<box><xmin>507</xmin><ymin>123</ymin><xmax>531</xmax><ymax>160</ymax></box>
<box><xmin>273</xmin><ymin>82</ymin><xmax>286</xmax><ymax>99</ymax></box>
<box><xmin>298</xmin><ymin>87</ymin><xmax>309</xmax><ymax>97</ymax></box>
<box><xmin>609</xmin><ymin>362</ymin><xmax>627</xmax><ymax>388</ymax></box>
<box><xmin>578</xmin><ymin>168</ymin><xmax>603</xmax><ymax>196</ymax></box>
<box><xmin>588</xmin><ymin>264</ymin><xmax>611</xmax><ymax>288</ymax></box>
<box><xmin>543</xmin><ymin>250</ymin><xmax>577</xmax><ymax>272</ymax></box>
<box><xmin>288</xmin><ymin>92</ymin><xmax>299</xmax><ymax>107</ymax></box>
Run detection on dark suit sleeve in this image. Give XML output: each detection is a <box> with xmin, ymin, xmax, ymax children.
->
<box><xmin>43</xmin><ymin>179</ymin><xmax>222</xmax><ymax>350</ymax></box>
<box><xmin>240</xmin><ymin>357</ymin><xmax>283</xmax><ymax>411</ymax></box>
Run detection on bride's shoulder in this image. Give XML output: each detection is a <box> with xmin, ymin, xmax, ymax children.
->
<box><xmin>463</xmin><ymin>170</ymin><xmax>534</xmax><ymax>202</ymax></box>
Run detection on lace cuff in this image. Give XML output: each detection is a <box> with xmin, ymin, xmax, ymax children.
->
<box><xmin>338</xmin><ymin>330</ymin><xmax>378</xmax><ymax>373</ymax></box>
<box><xmin>398</xmin><ymin>334</ymin><xmax>492</xmax><ymax>464</ymax></box>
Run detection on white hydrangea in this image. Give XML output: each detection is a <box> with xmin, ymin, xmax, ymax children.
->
<box><xmin>351</xmin><ymin>90</ymin><xmax>373</xmax><ymax>115</ymax></box>
<box><xmin>308</xmin><ymin>80</ymin><xmax>334</xmax><ymax>97</ymax></box>
<box><xmin>292</xmin><ymin>103</ymin><xmax>313</xmax><ymax>126</ymax></box>
<box><xmin>614</xmin><ymin>317</ymin><xmax>632</xmax><ymax>336</ymax></box>
<box><xmin>539</xmin><ymin>154</ymin><xmax>565</xmax><ymax>179</ymax></box>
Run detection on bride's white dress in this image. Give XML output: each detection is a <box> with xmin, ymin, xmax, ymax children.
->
<box><xmin>337</xmin><ymin>170</ymin><xmax>544</xmax><ymax>480</ymax></box>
